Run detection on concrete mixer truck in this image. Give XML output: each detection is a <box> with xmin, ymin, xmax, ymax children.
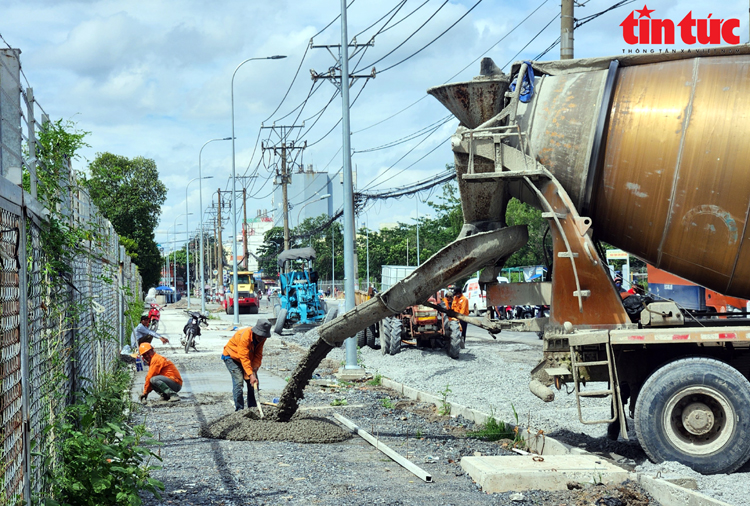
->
<box><xmin>276</xmin><ymin>46</ymin><xmax>750</xmax><ymax>475</ymax></box>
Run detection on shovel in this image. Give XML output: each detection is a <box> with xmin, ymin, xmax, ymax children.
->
<box><xmin>254</xmin><ymin>384</ymin><xmax>264</xmax><ymax>419</ymax></box>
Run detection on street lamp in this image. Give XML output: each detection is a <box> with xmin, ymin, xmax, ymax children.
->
<box><xmin>165</xmin><ymin>223</ymin><xmax>183</xmax><ymax>300</ymax></box>
<box><xmin>230</xmin><ymin>54</ymin><xmax>286</xmax><ymax>324</ymax></box>
<box><xmin>199</xmin><ymin>137</ymin><xmax>232</xmax><ymax>313</ymax></box>
<box><xmin>174</xmin><ymin>213</ymin><xmax>192</xmax><ymax>300</ymax></box>
<box><xmin>187</xmin><ymin>176</ymin><xmax>214</xmax><ymax>310</ymax></box>
<box><xmin>296</xmin><ymin>193</ymin><xmax>331</xmax><ymax>225</ymax></box>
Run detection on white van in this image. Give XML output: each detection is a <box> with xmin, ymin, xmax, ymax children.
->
<box><xmin>462</xmin><ymin>276</ymin><xmax>509</xmax><ymax>315</ymax></box>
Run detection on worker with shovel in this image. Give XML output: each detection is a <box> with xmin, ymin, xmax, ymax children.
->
<box><xmin>221</xmin><ymin>319</ymin><xmax>272</xmax><ymax>411</ymax></box>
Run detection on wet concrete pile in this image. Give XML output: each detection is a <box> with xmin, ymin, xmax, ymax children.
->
<box><xmin>199</xmin><ymin>405</ymin><xmax>351</xmax><ymax>444</ymax></box>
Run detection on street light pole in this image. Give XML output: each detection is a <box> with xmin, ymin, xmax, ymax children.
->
<box><xmin>174</xmin><ymin>214</ymin><xmax>192</xmax><ymax>301</ymax></box>
<box><xmin>199</xmin><ymin>137</ymin><xmax>231</xmax><ymax>313</ymax></box>
<box><xmin>230</xmin><ymin>54</ymin><xmax>286</xmax><ymax>325</ymax></box>
<box><xmin>186</xmin><ymin>176</ymin><xmax>213</xmax><ymax>311</ymax></box>
<box><xmin>296</xmin><ymin>193</ymin><xmax>331</xmax><ymax>225</ymax></box>
<box><xmin>165</xmin><ymin>223</ymin><xmax>183</xmax><ymax>300</ymax></box>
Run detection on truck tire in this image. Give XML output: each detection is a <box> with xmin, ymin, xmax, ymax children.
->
<box><xmin>389</xmin><ymin>318</ymin><xmax>402</xmax><ymax>355</ymax></box>
<box><xmin>249</xmin><ymin>305</ymin><xmax>259</xmax><ymax>314</ymax></box>
<box><xmin>445</xmin><ymin>320</ymin><xmax>461</xmax><ymax>360</ymax></box>
<box><xmin>380</xmin><ymin>319</ymin><xmax>391</xmax><ymax>355</ymax></box>
<box><xmin>324</xmin><ymin>308</ymin><xmax>338</xmax><ymax>323</ymax></box>
<box><xmin>356</xmin><ymin>330</ymin><xmax>367</xmax><ymax>348</ymax></box>
<box><xmin>367</xmin><ymin>324</ymin><xmax>378</xmax><ymax>349</ymax></box>
<box><xmin>226</xmin><ymin>303</ymin><xmax>234</xmax><ymax>315</ymax></box>
<box><xmin>634</xmin><ymin>356</ymin><xmax>750</xmax><ymax>474</ymax></box>
<box><xmin>274</xmin><ymin>309</ymin><xmax>287</xmax><ymax>335</ymax></box>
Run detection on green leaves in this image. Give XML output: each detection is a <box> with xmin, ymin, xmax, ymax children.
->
<box><xmin>35</xmin><ymin>365</ymin><xmax>165</xmax><ymax>506</ymax></box>
<box><xmin>82</xmin><ymin>153</ymin><xmax>167</xmax><ymax>288</ymax></box>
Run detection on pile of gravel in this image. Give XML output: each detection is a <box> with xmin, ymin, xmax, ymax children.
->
<box><xmin>199</xmin><ymin>405</ymin><xmax>352</xmax><ymax>443</ymax></box>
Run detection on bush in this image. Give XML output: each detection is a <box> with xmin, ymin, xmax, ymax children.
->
<box><xmin>35</xmin><ymin>365</ymin><xmax>164</xmax><ymax>506</ymax></box>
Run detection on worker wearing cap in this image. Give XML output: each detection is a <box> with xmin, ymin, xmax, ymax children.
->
<box><xmin>450</xmin><ymin>285</ymin><xmax>470</xmax><ymax>348</ymax></box>
<box><xmin>138</xmin><ymin>342</ymin><xmax>183</xmax><ymax>403</ymax></box>
<box><xmin>221</xmin><ymin>319</ymin><xmax>272</xmax><ymax>411</ymax></box>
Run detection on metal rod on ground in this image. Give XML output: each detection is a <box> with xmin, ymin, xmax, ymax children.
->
<box><xmin>333</xmin><ymin>413</ymin><xmax>433</xmax><ymax>483</ymax></box>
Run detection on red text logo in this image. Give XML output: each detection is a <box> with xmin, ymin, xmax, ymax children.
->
<box><xmin>620</xmin><ymin>5</ymin><xmax>740</xmax><ymax>45</ymax></box>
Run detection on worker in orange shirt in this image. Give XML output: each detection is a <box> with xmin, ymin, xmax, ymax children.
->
<box><xmin>221</xmin><ymin>319</ymin><xmax>272</xmax><ymax>411</ymax></box>
<box><xmin>449</xmin><ymin>285</ymin><xmax>470</xmax><ymax>348</ymax></box>
<box><xmin>138</xmin><ymin>343</ymin><xmax>183</xmax><ymax>402</ymax></box>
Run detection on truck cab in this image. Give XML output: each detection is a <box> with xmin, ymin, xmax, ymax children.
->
<box><xmin>223</xmin><ymin>270</ymin><xmax>259</xmax><ymax>315</ymax></box>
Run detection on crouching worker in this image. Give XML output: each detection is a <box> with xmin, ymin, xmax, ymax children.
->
<box><xmin>221</xmin><ymin>319</ymin><xmax>272</xmax><ymax>411</ymax></box>
<box><xmin>139</xmin><ymin>342</ymin><xmax>183</xmax><ymax>403</ymax></box>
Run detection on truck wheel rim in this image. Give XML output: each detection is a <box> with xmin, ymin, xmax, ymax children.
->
<box><xmin>662</xmin><ymin>386</ymin><xmax>735</xmax><ymax>455</ymax></box>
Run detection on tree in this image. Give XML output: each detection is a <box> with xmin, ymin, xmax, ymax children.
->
<box><xmin>82</xmin><ymin>153</ymin><xmax>167</xmax><ymax>288</ymax></box>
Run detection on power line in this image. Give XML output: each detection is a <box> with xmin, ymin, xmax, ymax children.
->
<box><xmin>376</xmin><ymin>0</ymin><xmax>484</xmax><ymax>74</ymax></box>
<box><xmin>355</xmin><ymin>0</ymin><xmax>450</xmax><ymax>72</ymax></box>
<box><xmin>501</xmin><ymin>12</ymin><xmax>560</xmax><ymax>70</ymax></box>
<box><xmin>354</xmin><ymin>114</ymin><xmax>453</xmax><ymax>153</ymax></box>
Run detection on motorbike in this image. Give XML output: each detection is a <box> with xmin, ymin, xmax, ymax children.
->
<box><xmin>182</xmin><ymin>310</ymin><xmax>208</xmax><ymax>354</ymax></box>
<box><xmin>148</xmin><ymin>304</ymin><xmax>163</xmax><ymax>331</ymax></box>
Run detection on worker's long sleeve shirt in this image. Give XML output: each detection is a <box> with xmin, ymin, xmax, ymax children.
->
<box><xmin>131</xmin><ymin>323</ymin><xmax>161</xmax><ymax>349</ymax></box>
<box><xmin>143</xmin><ymin>354</ymin><xmax>183</xmax><ymax>395</ymax></box>
<box><xmin>222</xmin><ymin>327</ymin><xmax>265</xmax><ymax>374</ymax></box>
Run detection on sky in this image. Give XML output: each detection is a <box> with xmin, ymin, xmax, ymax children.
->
<box><xmin>2</xmin><ymin>0</ymin><xmax>748</xmax><ymax>251</ymax></box>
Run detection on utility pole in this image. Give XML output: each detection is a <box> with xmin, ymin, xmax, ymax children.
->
<box><xmin>242</xmin><ymin>187</ymin><xmax>248</xmax><ymax>268</ymax></box>
<box><xmin>311</xmin><ymin>2</ymin><xmax>376</xmax><ymax>372</ymax></box>
<box><xmin>261</xmin><ymin>126</ymin><xmax>305</xmax><ymax>251</ymax></box>
<box><xmin>216</xmin><ymin>189</ymin><xmax>223</xmax><ymax>286</ymax></box>
<box><xmin>561</xmin><ymin>0</ymin><xmax>574</xmax><ymax>60</ymax></box>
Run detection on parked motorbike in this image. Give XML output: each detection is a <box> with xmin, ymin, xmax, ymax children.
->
<box><xmin>148</xmin><ymin>304</ymin><xmax>163</xmax><ymax>331</ymax></box>
<box><xmin>182</xmin><ymin>310</ymin><xmax>208</xmax><ymax>354</ymax></box>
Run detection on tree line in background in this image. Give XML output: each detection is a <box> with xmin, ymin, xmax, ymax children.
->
<box><xmin>256</xmin><ymin>179</ymin><xmax>550</xmax><ymax>286</ymax></box>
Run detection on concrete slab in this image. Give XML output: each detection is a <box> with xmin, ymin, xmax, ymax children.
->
<box><xmin>460</xmin><ymin>454</ymin><xmax>630</xmax><ymax>493</ymax></box>
<box><xmin>335</xmin><ymin>368</ymin><xmax>367</xmax><ymax>381</ymax></box>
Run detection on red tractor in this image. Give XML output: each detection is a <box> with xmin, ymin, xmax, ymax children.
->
<box><xmin>378</xmin><ymin>293</ymin><xmax>462</xmax><ymax>359</ymax></box>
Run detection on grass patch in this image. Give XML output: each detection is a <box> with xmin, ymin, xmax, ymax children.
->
<box><xmin>367</xmin><ymin>372</ymin><xmax>382</xmax><ymax>386</ymax></box>
<box><xmin>380</xmin><ymin>398</ymin><xmax>395</xmax><ymax>409</ymax></box>
<box><xmin>467</xmin><ymin>405</ymin><xmax>524</xmax><ymax>447</ymax></box>
<box><xmin>330</xmin><ymin>398</ymin><xmax>348</xmax><ymax>406</ymax></box>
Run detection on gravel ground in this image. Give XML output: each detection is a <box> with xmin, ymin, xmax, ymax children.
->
<box><xmin>132</xmin><ymin>303</ymin><xmax>747</xmax><ymax>505</ymax></box>
<box><xmin>131</xmin><ymin>311</ymin><xmax>659</xmax><ymax>506</ymax></box>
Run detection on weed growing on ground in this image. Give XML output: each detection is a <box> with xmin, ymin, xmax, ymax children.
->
<box><xmin>438</xmin><ymin>383</ymin><xmax>452</xmax><ymax>416</ymax></box>
<box><xmin>331</xmin><ymin>398</ymin><xmax>348</xmax><ymax>406</ymax></box>
<box><xmin>367</xmin><ymin>372</ymin><xmax>382</xmax><ymax>386</ymax></box>
<box><xmin>415</xmin><ymin>429</ymin><xmax>423</xmax><ymax>438</ymax></box>
<box><xmin>467</xmin><ymin>405</ymin><xmax>525</xmax><ymax>447</ymax></box>
<box><xmin>380</xmin><ymin>398</ymin><xmax>395</xmax><ymax>409</ymax></box>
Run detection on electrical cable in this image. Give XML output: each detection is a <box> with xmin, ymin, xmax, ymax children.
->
<box><xmin>376</xmin><ymin>0</ymin><xmax>484</xmax><ymax>74</ymax></box>
<box><xmin>501</xmin><ymin>12</ymin><xmax>560</xmax><ymax>70</ymax></box>
<box><xmin>355</xmin><ymin>0</ymin><xmax>450</xmax><ymax>72</ymax></box>
<box><xmin>354</xmin><ymin>0</ymin><xmax>407</xmax><ymax>39</ymax></box>
<box><xmin>354</xmin><ymin>114</ymin><xmax>453</xmax><ymax>153</ymax></box>
<box><xmin>380</xmin><ymin>0</ymin><xmax>432</xmax><ymax>33</ymax></box>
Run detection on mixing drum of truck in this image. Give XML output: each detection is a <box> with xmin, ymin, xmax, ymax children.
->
<box><xmin>425</xmin><ymin>47</ymin><xmax>750</xmax><ymax>474</ymax></box>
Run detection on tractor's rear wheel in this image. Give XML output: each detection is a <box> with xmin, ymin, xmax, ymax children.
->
<box><xmin>445</xmin><ymin>321</ymin><xmax>461</xmax><ymax>360</ymax></box>
<box><xmin>388</xmin><ymin>318</ymin><xmax>403</xmax><ymax>356</ymax></box>
<box><xmin>380</xmin><ymin>319</ymin><xmax>391</xmax><ymax>355</ymax></box>
<box><xmin>249</xmin><ymin>305</ymin><xmax>259</xmax><ymax>314</ymax></box>
<box><xmin>634</xmin><ymin>357</ymin><xmax>750</xmax><ymax>474</ymax></box>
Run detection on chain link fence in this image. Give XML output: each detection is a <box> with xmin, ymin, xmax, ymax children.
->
<box><xmin>1</xmin><ymin>47</ymin><xmax>142</xmax><ymax>505</ymax></box>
